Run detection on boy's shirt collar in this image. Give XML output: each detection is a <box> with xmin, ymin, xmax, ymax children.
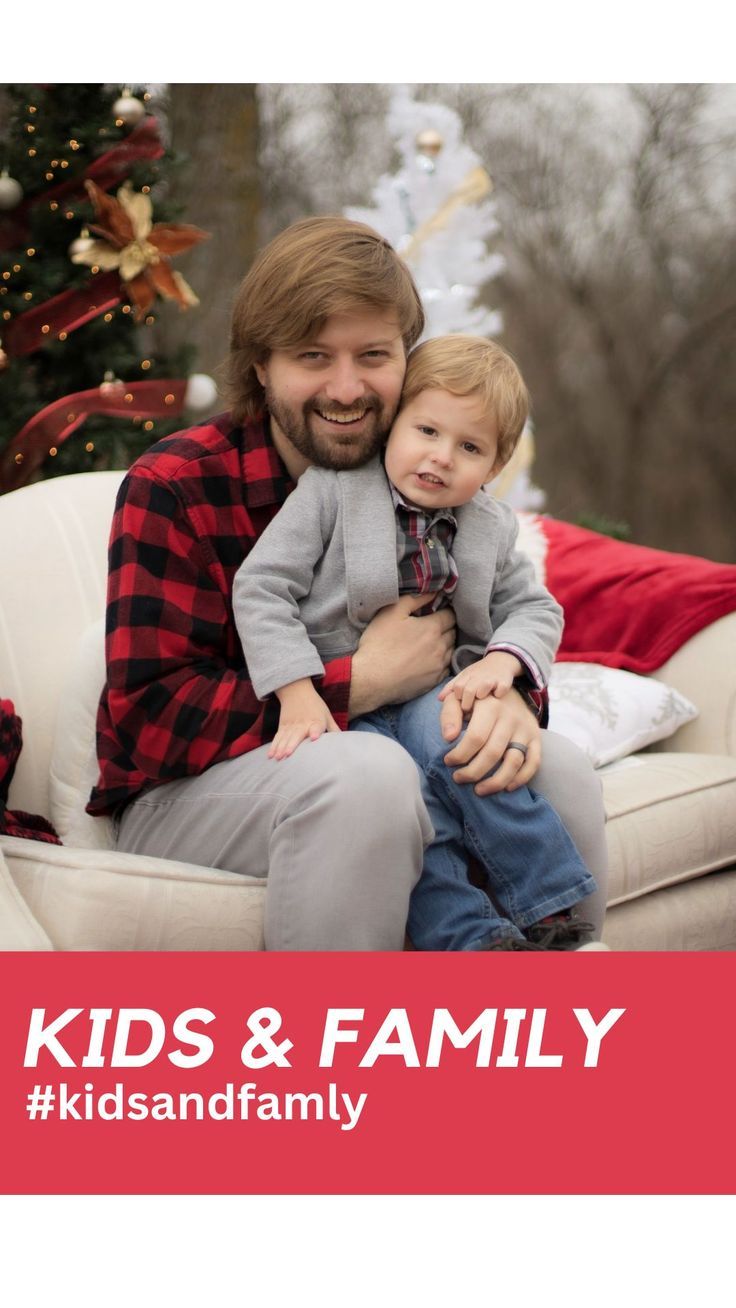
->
<box><xmin>387</xmin><ymin>474</ymin><xmax>458</xmax><ymax>530</ymax></box>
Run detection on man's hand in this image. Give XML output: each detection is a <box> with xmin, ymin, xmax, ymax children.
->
<box><xmin>440</xmin><ymin>685</ymin><xmax>541</xmax><ymax>795</ymax></box>
<box><xmin>270</xmin><ymin>679</ymin><xmax>341</xmax><ymax>760</ymax></box>
<box><xmin>438</xmin><ymin>650</ymin><xmax>524</xmax><ymax>715</ymax></box>
<box><xmin>348</xmin><ymin>594</ymin><xmax>456</xmax><ymax>718</ymax></box>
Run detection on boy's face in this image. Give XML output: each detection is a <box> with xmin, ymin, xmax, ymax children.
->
<box><xmin>254</xmin><ymin>310</ymin><xmax>406</xmax><ymax>471</ymax></box>
<box><xmin>384</xmin><ymin>389</ymin><xmax>501</xmax><ymax>510</ymax></box>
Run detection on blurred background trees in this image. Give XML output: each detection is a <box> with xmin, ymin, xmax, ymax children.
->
<box><xmin>252</xmin><ymin>83</ymin><xmax>736</xmax><ymax>561</ymax></box>
<box><xmin>2</xmin><ymin>82</ymin><xmax>734</xmax><ymax>560</ymax></box>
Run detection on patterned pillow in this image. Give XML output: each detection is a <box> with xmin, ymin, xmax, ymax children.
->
<box><xmin>548</xmin><ymin>662</ymin><xmax>698</xmax><ymax>767</ymax></box>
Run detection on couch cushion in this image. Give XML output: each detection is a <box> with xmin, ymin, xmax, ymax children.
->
<box><xmin>601</xmin><ymin>752</ymin><xmax>736</xmax><ymax>904</ymax></box>
<box><xmin>0</xmin><ymin>845</ymin><xmax>54</xmax><ymax>949</ymax></box>
<box><xmin>602</xmin><ymin>866</ymin><xmax>736</xmax><ymax>952</ymax></box>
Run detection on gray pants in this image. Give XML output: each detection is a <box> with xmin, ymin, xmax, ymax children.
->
<box><xmin>116</xmin><ymin>729</ymin><xmax>608</xmax><ymax>950</ymax></box>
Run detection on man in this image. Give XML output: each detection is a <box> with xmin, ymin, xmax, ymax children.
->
<box><xmin>88</xmin><ymin>216</ymin><xmax>608</xmax><ymax>949</ymax></box>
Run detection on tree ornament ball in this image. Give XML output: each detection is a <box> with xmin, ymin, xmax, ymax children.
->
<box><xmin>0</xmin><ymin>347</ymin><xmax>8</xmax><ymax>371</ymax></box>
<box><xmin>415</xmin><ymin>130</ymin><xmax>444</xmax><ymax>158</ymax></box>
<box><xmin>185</xmin><ymin>372</ymin><xmax>218</xmax><ymax>412</ymax></box>
<box><xmin>0</xmin><ymin>170</ymin><xmax>24</xmax><ymax>211</ymax></box>
<box><xmin>112</xmin><ymin>92</ymin><xmax>146</xmax><ymax>127</ymax></box>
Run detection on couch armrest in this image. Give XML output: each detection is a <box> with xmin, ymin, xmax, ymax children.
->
<box><xmin>0</xmin><ymin>845</ymin><xmax>54</xmax><ymax>949</ymax></box>
<box><xmin>0</xmin><ymin>836</ymin><xmax>266</xmax><ymax>951</ymax></box>
<box><xmin>649</xmin><ymin>612</ymin><xmax>736</xmax><ymax>756</ymax></box>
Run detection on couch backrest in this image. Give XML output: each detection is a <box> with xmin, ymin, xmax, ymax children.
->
<box><xmin>0</xmin><ymin>470</ymin><xmax>125</xmax><ymax>818</ymax></box>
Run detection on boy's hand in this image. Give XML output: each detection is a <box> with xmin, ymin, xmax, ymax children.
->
<box><xmin>438</xmin><ymin>651</ymin><xmax>524</xmax><ymax>715</ymax></box>
<box><xmin>270</xmin><ymin>679</ymin><xmax>341</xmax><ymax>760</ymax></box>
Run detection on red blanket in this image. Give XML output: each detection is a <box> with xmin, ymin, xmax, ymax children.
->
<box><xmin>541</xmin><ymin>518</ymin><xmax>736</xmax><ymax>673</ymax></box>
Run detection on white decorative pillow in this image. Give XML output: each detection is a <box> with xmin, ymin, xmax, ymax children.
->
<box><xmin>548</xmin><ymin>662</ymin><xmax>698</xmax><ymax>768</ymax></box>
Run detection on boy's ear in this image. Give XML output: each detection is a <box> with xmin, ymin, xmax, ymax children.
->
<box><xmin>254</xmin><ymin>360</ymin><xmax>268</xmax><ymax>387</ymax></box>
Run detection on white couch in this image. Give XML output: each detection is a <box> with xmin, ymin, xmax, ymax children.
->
<box><xmin>1</xmin><ymin>471</ymin><xmax>735</xmax><ymax>950</ymax></box>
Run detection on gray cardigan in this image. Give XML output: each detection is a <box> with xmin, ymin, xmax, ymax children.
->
<box><xmin>232</xmin><ymin>457</ymin><xmax>563</xmax><ymax>701</ymax></box>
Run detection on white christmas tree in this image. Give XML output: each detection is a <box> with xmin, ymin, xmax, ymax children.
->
<box><xmin>346</xmin><ymin>86</ymin><xmax>503</xmax><ymax>339</ymax></box>
<box><xmin>346</xmin><ymin>85</ymin><xmax>545</xmax><ymax>510</ymax></box>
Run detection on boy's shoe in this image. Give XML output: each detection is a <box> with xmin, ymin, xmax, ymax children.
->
<box><xmin>525</xmin><ymin>911</ymin><xmax>595</xmax><ymax>950</ymax></box>
<box><xmin>484</xmin><ymin>935</ymin><xmax>544</xmax><ymax>951</ymax></box>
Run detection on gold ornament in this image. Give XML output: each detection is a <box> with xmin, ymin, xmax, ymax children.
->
<box><xmin>402</xmin><ymin>166</ymin><xmax>494</xmax><ymax>264</ymax></box>
<box><xmin>69</xmin><ymin>228</ymin><xmax>94</xmax><ymax>259</ymax></box>
<box><xmin>491</xmin><ymin>426</ymin><xmax>536</xmax><ymax>501</ymax></box>
<box><xmin>415</xmin><ymin>129</ymin><xmax>444</xmax><ymax>158</ymax></box>
<box><xmin>100</xmin><ymin>370</ymin><xmax>125</xmax><ymax>398</ymax></box>
<box><xmin>71</xmin><ymin>180</ymin><xmax>208</xmax><ymax>319</ymax></box>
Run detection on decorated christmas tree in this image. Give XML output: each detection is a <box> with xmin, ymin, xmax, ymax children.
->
<box><xmin>0</xmin><ymin>84</ymin><xmax>214</xmax><ymax>494</ymax></box>
<box><xmin>346</xmin><ymin>85</ymin><xmax>545</xmax><ymax>510</ymax></box>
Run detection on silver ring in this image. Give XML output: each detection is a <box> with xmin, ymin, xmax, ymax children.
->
<box><xmin>507</xmin><ymin>741</ymin><xmax>528</xmax><ymax>759</ymax></box>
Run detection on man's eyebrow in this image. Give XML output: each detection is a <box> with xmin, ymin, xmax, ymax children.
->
<box><xmin>304</xmin><ymin>335</ymin><xmax>402</xmax><ymax>349</ymax></box>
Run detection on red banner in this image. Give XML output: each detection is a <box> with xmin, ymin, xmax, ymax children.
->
<box><xmin>0</xmin><ymin>378</ymin><xmax>188</xmax><ymax>492</ymax></box>
<box><xmin>41</xmin><ymin>117</ymin><xmax>165</xmax><ymax>207</ymax></box>
<box><xmin>0</xmin><ymin>118</ymin><xmax>164</xmax><ymax>254</ymax></box>
<box><xmin>2</xmin><ymin>951</ymin><xmax>735</xmax><ymax>1195</ymax></box>
<box><xmin>1</xmin><ymin>271</ymin><xmax>123</xmax><ymax>360</ymax></box>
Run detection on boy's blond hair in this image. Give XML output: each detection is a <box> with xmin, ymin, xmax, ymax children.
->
<box><xmin>223</xmin><ymin>216</ymin><xmax>425</xmax><ymax>423</ymax></box>
<box><xmin>401</xmin><ymin>335</ymin><xmax>529</xmax><ymax>468</ymax></box>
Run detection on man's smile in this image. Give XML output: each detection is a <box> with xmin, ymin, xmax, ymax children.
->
<box><xmin>313</xmin><ymin>407</ymin><xmax>371</xmax><ymax>426</ymax></box>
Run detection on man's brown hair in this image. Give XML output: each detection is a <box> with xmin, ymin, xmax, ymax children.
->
<box><xmin>223</xmin><ymin>216</ymin><xmax>425</xmax><ymax>422</ymax></box>
<box><xmin>401</xmin><ymin>334</ymin><xmax>530</xmax><ymax>469</ymax></box>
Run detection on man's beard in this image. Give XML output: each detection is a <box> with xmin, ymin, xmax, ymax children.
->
<box><xmin>264</xmin><ymin>385</ymin><xmax>395</xmax><ymax>471</ymax></box>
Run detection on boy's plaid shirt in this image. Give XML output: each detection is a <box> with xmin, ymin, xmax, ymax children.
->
<box><xmin>390</xmin><ymin>483</ymin><xmax>547</xmax><ymax>723</ymax></box>
<box><xmin>86</xmin><ymin>414</ymin><xmax>352</xmax><ymax>816</ymax></box>
<box><xmin>392</xmin><ymin>486</ymin><xmax>459</xmax><ymax>612</ymax></box>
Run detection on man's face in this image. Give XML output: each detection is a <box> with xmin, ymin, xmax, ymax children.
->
<box><xmin>255</xmin><ymin>311</ymin><xmax>406</xmax><ymax>471</ymax></box>
<box><xmin>384</xmin><ymin>389</ymin><xmax>501</xmax><ymax>510</ymax></box>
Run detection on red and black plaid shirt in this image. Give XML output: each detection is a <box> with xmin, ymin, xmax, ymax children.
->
<box><xmin>1</xmin><ymin>698</ymin><xmax>61</xmax><ymax>843</ymax></box>
<box><xmin>86</xmin><ymin>413</ymin><xmax>352</xmax><ymax>816</ymax></box>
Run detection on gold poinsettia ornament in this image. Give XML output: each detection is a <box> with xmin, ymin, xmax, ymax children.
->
<box><xmin>70</xmin><ymin>180</ymin><xmax>209</xmax><ymax>319</ymax></box>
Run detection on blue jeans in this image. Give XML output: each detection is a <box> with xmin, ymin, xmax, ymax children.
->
<box><xmin>351</xmin><ymin>684</ymin><xmax>596</xmax><ymax>950</ymax></box>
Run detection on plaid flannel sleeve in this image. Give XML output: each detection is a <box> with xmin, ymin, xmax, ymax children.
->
<box><xmin>514</xmin><ymin>678</ymin><xmax>549</xmax><ymax>728</ymax></box>
<box><xmin>92</xmin><ymin>469</ymin><xmax>351</xmax><ymax>806</ymax></box>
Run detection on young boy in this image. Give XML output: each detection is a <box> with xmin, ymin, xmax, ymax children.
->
<box><xmin>233</xmin><ymin>335</ymin><xmax>599</xmax><ymax>951</ymax></box>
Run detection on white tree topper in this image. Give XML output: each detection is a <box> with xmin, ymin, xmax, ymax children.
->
<box><xmin>346</xmin><ymin>86</ymin><xmax>503</xmax><ymax>339</ymax></box>
<box><xmin>345</xmin><ymin>85</ymin><xmax>544</xmax><ymax>509</ymax></box>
